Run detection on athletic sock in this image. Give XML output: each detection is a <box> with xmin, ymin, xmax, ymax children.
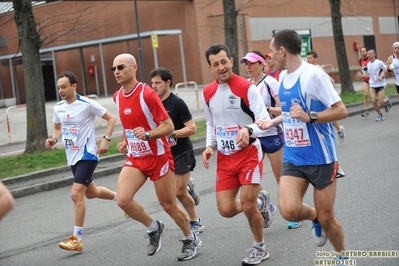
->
<box><xmin>253</xmin><ymin>240</ymin><xmax>265</xmax><ymax>250</ymax></box>
<box><xmin>183</xmin><ymin>232</ymin><xmax>195</xmax><ymax>241</ymax></box>
<box><xmin>147</xmin><ymin>220</ymin><xmax>159</xmax><ymax>232</ymax></box>
<box><xmin>73</xmin><ymin>226</ymin><xmax>83</xmax><ymax>241</ymax></box>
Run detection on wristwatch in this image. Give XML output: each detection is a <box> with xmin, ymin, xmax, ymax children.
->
<box><xmin>309</xmin><ymin>111</ymin><xmax>318</xmax><ymax>123</ymax></box>
<box><xmin>171</xmin><ymin>131</ymin><xmax>176</xmax><ymax>138</ymax></box>
<box><xmin>245</xmin><ymin>126</ymin><xmax>254</xmax><ymax>136</ymax></box>
<box><xmin>103</xmin><ymin>135</ymin><xmax>111</xmax><ymax>141</ymax></box>
<box><xmin>144</xmin><ymin>132</ymin><xmax>150</xmax><ymax>141</ymax></box>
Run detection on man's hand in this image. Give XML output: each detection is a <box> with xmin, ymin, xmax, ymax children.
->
<box><xmin>133</xmin><ymin>126</ymin><xmax>148</xmax><ymax>141</ymax></box>
<box><xmin>98</xmin><ymin>138</ymin><xmax>109</xmax><ymax>155</ymax></box>
<box><xmin>45</xmin><ymin>138</ymin><xmax>57</xmax><ymax>149</ymax></box>
<box><xmin>290</xmin><ymin>101</ymin><xmax>309</xmax><ymax>122</ymax></box>
<box><xmin>202</xmin><ymin>146</ymin><xmax>214</xmax><ymax>169</ymax></box>
<box><xmin>235</xmin><ymin>128</ymin><xmax>250</xmax><ymax>149</ymax></box>
<box><xmin>117</xmin><ymin>141</ymin><xmax>128</xmax><ymax>154</ymax></box>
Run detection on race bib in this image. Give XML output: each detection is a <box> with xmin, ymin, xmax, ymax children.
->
<box><xmin>167</xmin><ymin>137</ymin><xmax>177</xmax><ymax>147</ymax></box>
<box><xmin>361</xmin><ymin>65</ymin><xmax>368</xmax><ymax>75</ymax></box>
<box><xmin>125</xmin><ymin>129</ymin><xmax>153</xmax><ymax>157</ymax></box>
<box><xmin>282</xmin><ymin>112</ymin><xmax>311</xmax><ymax>147</ymax></box>
<box><xmin>62</xmin><ymin>127</ymin><xmax>79</xmax><ymax>150</ymax></box>
<box><xmin>215</xmin><ymin>125</ymin><xmax>241</xmax><ymax>155</ymax></box>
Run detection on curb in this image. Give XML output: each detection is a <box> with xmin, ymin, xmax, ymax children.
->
<box><xmin>5</xmin><ymin>93</ymin><xmax>399</xmax><ymax>199</ymax></box>
<box><xmin>7</xmin><ymin>137</ymin><xmax>207</xmax><ymax>198</ymax></box>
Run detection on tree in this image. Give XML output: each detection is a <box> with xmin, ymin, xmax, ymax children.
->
<box><xmin>7</xmin><ymin>1</ymin><xmax>99</xmax><ymax>153</ymax></box>
<box><xmin>223</xmin><ymin>0</ymin><xmax>239</xmax><ymax>74</ymax></box>
<box><xmin>328</xmin><ymin>0</ymin><xmax>355</xmax><ymax>93</ymax></box>
<box><xmin>12</xmin><ymin>0</ymin><xmax>48</xmax><ymax>153</ymax></box>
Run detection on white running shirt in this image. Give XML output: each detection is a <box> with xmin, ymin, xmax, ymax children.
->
<box><xmin>53</xmin><ymin>94</ymin><xmax>107</xmax><ymax>165</ymax></box>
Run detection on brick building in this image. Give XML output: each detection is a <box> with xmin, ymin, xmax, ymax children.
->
<box><xmin>0</xmin><ymin>0</ymin><xmax>398</xmax><ymax>104</ymax></box>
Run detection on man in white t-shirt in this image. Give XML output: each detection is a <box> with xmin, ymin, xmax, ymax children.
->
<box><xmin>364</xmin><ymin>49</ymin><xmax>392</xmax><ymax>121</ymax></box>
<box><xmin>386</xmin><ymin>42</ymin><xmax>399</xmax><ymax>94</ymax></box>
<box><xmin>45</xmin><ymin>71</ymin><xmax>117</xmax><ymax>252</ymax></box>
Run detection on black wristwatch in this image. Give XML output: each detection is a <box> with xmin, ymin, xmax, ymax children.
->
<box><xmin>144</xmin><ymin>132</ymin><xmax>150</xmax><ymax>141</ymax></box>
<box><xmin>309</xmin><ymin>111</ymin><xmax>318</xmax><ymax>123</ymax></box>
<box><xmin>103</xmin><ymin>135</ymin><xmax>111</xmax><ymax>141</ymax></box>
<box><xmin>245</xmin><ymin>126</ymin><xmax>254</xmax><ymax>136</ymax></box>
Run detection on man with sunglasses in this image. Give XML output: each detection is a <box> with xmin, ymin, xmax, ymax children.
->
<box><xmin>111</xmin><ymin>54</ymin><xmax>201</xmax><ymax>262</ymax></box>
<box><xmin>45</xmin><ymin>71</ymin><xmax>117</xmax><ymax>252</ymax></box>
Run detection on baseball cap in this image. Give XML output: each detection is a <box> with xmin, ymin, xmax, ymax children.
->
<box><xmin>239</xmin><ymin>52</ymin><xmax>265</xmax><ymax>64</ymax></box>
<box><xmin>265</xmin><ymin>53</ymin><xmax>273</xmax><ymax>59</ymax></box>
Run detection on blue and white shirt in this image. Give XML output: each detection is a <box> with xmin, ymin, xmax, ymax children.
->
<box><xmin>53</xmin><ymin>94</ymin><xmax>107</xmax><ymax>165</ymax></box>
<box><xmin>279</xmin><ymin>62</ymin><xmax>341</xmax><ymax>166</ymax></box>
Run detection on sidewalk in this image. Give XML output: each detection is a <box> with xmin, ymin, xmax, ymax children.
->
<box><xmin>2</xmin><ymin>77</ymin><xmax>397</xmax><ymax>198</ymax></box>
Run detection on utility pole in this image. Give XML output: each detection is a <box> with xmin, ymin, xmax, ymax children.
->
<box><xmin>134</xmin><ymin>0</ymin><xmax>145</xmax><ymax>82</ymax></box>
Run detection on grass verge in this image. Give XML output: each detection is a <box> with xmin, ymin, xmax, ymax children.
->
<box><xmin>0</xmin><ymin>84</ymin><xmax>396</xmax><ymax>179</ymax></box>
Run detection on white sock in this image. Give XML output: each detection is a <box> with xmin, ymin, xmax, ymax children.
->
<box><xmin>183</xmin><ymin>232</ymin><xmax>195</xmax><ymax>241</ymax></box>
<box><xmin>147</xmin><ymin>220</ymin><xmax>159</xmax><ymax>232</ymax></box>
<box><xmin>253</xmin><ymin>240</ymin><xmax>265</xmax><ymax>250</ymax></box>
<box><xmin>112</xmin><ymin>192</ymin><xmax>117</xmax><ymax>201</ymax></box>
<box><xmin>74</xmin><ymin>226</ymin><xmax>83</xmax><ymax>241</ymax></box>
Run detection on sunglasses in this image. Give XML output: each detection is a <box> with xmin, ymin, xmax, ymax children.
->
<box><xmin>111</xmin><ymin>64</ymin><xmax>132</xmax><ymax>72</ymax></box>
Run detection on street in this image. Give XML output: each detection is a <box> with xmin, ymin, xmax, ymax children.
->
<box><xmin>1</xmin><ymin>107</ymin><xmax>399</xmax><ymax>266</ymax></box>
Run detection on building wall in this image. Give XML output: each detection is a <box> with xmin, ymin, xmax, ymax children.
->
<box><xmin>0</xmin><ymin>0</ymin><xmax>398</xmax><ymax>103</ymax></box>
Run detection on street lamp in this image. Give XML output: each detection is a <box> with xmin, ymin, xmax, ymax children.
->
<box><xmin>134</xmin><ymin>0</ymin><xmax>145</xmax><ymax>82</ymax></box>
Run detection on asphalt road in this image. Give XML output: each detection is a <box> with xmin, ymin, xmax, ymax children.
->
<box><xmin>1</xmin><ymin>107</ymin><xmax>399</xmax><ymax>266</ymax></box>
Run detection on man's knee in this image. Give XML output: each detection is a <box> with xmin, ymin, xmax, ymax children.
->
<box><xmin>241</xmin><ymin>200</ymin><xmax>258</xmax><ymax>216</ymax></box>
<box><xmin>279</xmin><ymin>203</ymin><xmax>301</xmax><ymax>221</ymax></box>
<box><xmin>316</xmin><ymin>209</ymin><xmax>335</xmax><ymax>225</ymax></box>
<box><xmin>175</xmin><ymin>186</ymin><xmax>187</xmax><ymax>199</ymax></box>
<box><xmin>217</xmin><ymin>203</ymin><xmax>236</xmax><ymax>218</ymax></box>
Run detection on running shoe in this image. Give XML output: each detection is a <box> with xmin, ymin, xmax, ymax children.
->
<box><xmin>188</xmin><ymin>177</ymin><xmax>200</xmax><ymax>206</ymax></box>
<box><xmin>287</xmin><ymin>221</ymin><xmax>301</xmax><ymax>229</ymax></box>
<box><xmin>361</xmin><ymin>111</ymin><xmax>369</xmax><ymax>117</ymax></box>
<box><xmin>58</xmin><ymin>235</ymin><xmax>83</xmax><ymax>252</ymax></box>
<box><xmin>375</xmin><ymin>114</ymin><xmax>384</xmax><ymax>122</ymax></box>
<box><xmin>269</xmin><ymin>203</ymin><xmax>276</xmax><ymax>216</ymax></box>
<box><xmin>311</xmin><ymin>221</ymin><xmax>327</xmax><ymax>247</ymax></box>
<box><xmin>124</xmin><ymin>212</ymin><xmax>130</xmax><ymax>219</ymax></box>
<box><xmin>257</xmin><ymin>190</ymin><xmax>272</xmax><ymax>228</ymax></box>
<box><xmin>386</xmin><ymin>97</ymin><xmax>392</xmax><ymax>111</ymax></box>
<box><xmin>145</xmin><ymin>220</ymin><xmax>166</xmax><ymax>256</ymax></box>
<box><xmin>177</xmin><ymin>234</ymin><xmax>202</xmax><ymax>261</ymax></box>
<box><xmin>336</xmin><ymin>166</ymin><xmax>345</xmax><ymax>178</ymax></box>
<box><xmin>337</xmin><ymin>126</ymin><xmax>345</xmax><ymax>142</ymax></box>
<box><xmin>334</xmin><ymin>256</ymin><xmax>351</xmax><ymax>265</ymax></box>
<box><xmin>241</xmin><ymin>246</ymin><xmax>269</xmax><ymax>265</ymax></box>
<box><xmin>190</xmin><ymin>219</ymin><xmax>205</xmax><ymax>235</ymax></box>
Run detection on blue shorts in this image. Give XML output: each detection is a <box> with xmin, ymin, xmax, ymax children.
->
<box><xmin>258</xmin><ymin>133</ymin><xmax>284</xmax><ymax>154</ymax></box>
<box><xmin>71</xmin><ymin>160</ymin><xmax>98</xmax><ymax>186</ymax></box>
